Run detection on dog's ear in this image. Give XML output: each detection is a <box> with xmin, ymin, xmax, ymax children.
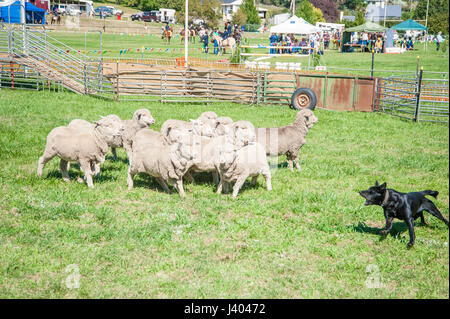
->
<box><xmin>380</xmin><ymin>182</ymin><xmax>386</xmax><ymax>190</ymax></box>
<box><xmin>375</xmin><ymin>180</ymin><xmax>379</xmax><ymax>186</ymax></box>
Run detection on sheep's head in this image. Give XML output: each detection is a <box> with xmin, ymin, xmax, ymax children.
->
<box><xmin>198</xmin><ymin>111</ymin><xmax>218</xmax><ymax>132</ymax></box>
<box><xmin>232</xmin><ymin>120</ymin><xmax>256</xmax><ymax>147</ymax></box>
<box><xmin>94</xmin><ymin>116</ymin><xmax>124</xmax><ymax>145</ymax></box>
<box><xmin>295</xmin><ymin>109</ymin><xmax>318</xmax><ymax>129</ymax></box>
<box><xmin>190</xmin><ymin>119</ymin><xmax>215</xmax><ymax>137</ymax></box>
<box><xmin>215</xmin><ymin>116</ymin><xmax>233</xmax><ymax>136</ymax></box>
<box><xmin>198</xmin><ymin>111</ymin><xmax>218</xmax><ymax>123</ymax></box>
<box><xmin>133</xmin><ymin>109</ymin><xmax>155</xmax><ymax>128</ymax></box>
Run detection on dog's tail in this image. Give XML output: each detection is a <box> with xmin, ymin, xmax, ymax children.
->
<box><xmin>421</xmin><ymin>190</ymin><xmax>439</xmax><ymax>198</ymax></box>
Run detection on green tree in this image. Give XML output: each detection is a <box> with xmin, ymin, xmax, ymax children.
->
<box><xmin>241</xmin><ymin>0</ymin><xmax>261</xmax><ymax>25</ymax></box>
<box><xmin>355</xmin><ymin>10</ymin><xmax>365</xmax><ymax>25</ymax></box>
<box><xmin>413</xmin><ymin>0</ymin><xmax>449</xmax><ymax>34</ymax></box>
<box><xmin>176</xmin><ymin>0</ymin><xmax>220</xmax><ymax>27</ymax></box>
<box><xmin>342</xmin><ymin>0</ymin><xmax>366</xmax><ymax>11</ymax></box>
<box><xmin>312</xmin><ymin>6</ymin><xmax>325</xmax><ymax>23</ymax></box>
<box><xmin>295</xmin><ymin>0</ymin><xmax>325</xmax><ymax>24</ymax></box>
<box><xmin>232</xmin><ymin>8</ymin><xmax>247</xmax><ymax>26</ymax></box>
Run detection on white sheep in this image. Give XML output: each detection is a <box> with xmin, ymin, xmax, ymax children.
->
<box><xmin>160</xmin><ymin>111</ymin><xmax>218</xmax><ymax>140</ymax></box>
<box><xmin>215</xmin><ymin>116</ymin><xmax>234</xmax><ymax>136</ymax></box>
<box><xmin>68</xmin><ymin>115</ymin><xmax>123</xmax><ymax>174</ymax></box>
<box><xmin>255</xmin><ymin>109</ymin><xmax>318</xmax><ymax>172</ymax></box>
<box><xmin>111</xmin><ymin>109</ymin><xmax>155</xmax><ymax>161</ymax></box>
<box><xmin>127</xmin><ymin>127</ymin><xmax>200</xmax><ymax>197</ymax></box>
<box><xmin>37</xmin><ymin>116</ymin><xmax>124</xmax><ymax>188</ymax></box>
<box><xmin>216</xmin><ymin>120</ymin><xmax>272</xmax><ymax>198</ymax></box>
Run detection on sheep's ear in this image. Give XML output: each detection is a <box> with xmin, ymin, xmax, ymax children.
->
<box><xmin>375</xmin><ymin>180</ymin><xmax>379</xmax><ymax>186</ymax></box>
<box><xmin>380</xmin><ymin>182</ymin><xmax>387</xmax><ymax>190</ymax></box>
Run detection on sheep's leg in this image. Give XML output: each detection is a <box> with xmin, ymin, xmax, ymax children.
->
<box><xmin>262</xmin><ymin>171</ymin><xmax>272</xmax><ymax>191</ymax></box>
<box><xmin>37</xmin><ymin>151</ymin><xmax>56</xmax><ymax>177</ymax></box>
<box><xmin>127</xmin><ymin>167</ymin><xmax>135</xmax><ymax>190</ymax></box>
<box><xmin>287</xmin><ymin>159</ymin><xmax>294</xmax><ymax>172</ymax></box>
<box><xmin>156</xmin><ymin>177</ymin><xmax>170</xmax><ymax>193</ymax></box>
<box><xmin>293</xmin><ymin>154</ymin><xmax>301</xmax><ymax>171</ymax></box>
<box><xmin>232</xmin><ymin>174</ymin><xmax>249</xmax><ymax>198</ymax></box>
<box><xmin>111</xmin><ymin>147</ymin><xmax>118</xmax><ymax>161</ymax></box>
<box><xmin>184</xmin><ymin>171</ymin><xmax>195</xmax><ymax>184</ymax></box>
<box><xmin>124</xmin><ymin>143</ymin><xmax>133</xmax><ymax>163</ymax></box>
<box><xmin>216</xmin><ymin>175</ymin><xmax>224</xmax><ymax>194</ymax></box>
<box><xmin>174</xmin><ymin>179</ymin><xmax>186</xmax><ymax>197</ymax></box>
<box><xmin>79</xmin><ymin>160</ymin><xmax>94</xmax><ymax>188</ymax></box>
<box><xmin>250</xmin><ymin>176</ymin><xmax>258</xmax><ymax>186</ymax></box>
<box><xmin>223</xmin><ymin>182</ymin><xmax>231</xmax><ymax>194</ymax></box>
<box><xmin>212</xmin><ymin>171</ymin><xmax>219</xmax><ymax>185</ymax></box>
<box><xmin>59</xmin><ymin>159</ymin><xmax>70</xmax><ymax>181</ymax></box>
<box><xmin>90</xmin><ymin>161</ymin><xmax>101</xmax><ymax>176</ymax></box>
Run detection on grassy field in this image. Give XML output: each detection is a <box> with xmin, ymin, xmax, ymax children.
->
<box><xmin>0</xmin><ymin>89</ymin><xmax>448</xmax><ymax>298</ymax></box>
<box><xmin>46</xmin><ymin>30</ymin><xmax>449</xmax><ymax>77</ymax></box>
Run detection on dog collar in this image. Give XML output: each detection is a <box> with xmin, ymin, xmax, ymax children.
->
<box><xmin>381</xmin><ymin>190</ymin><xmax>390</xmax><ymax>207</ymax></box>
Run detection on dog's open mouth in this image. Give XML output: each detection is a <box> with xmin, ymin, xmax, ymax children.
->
<box><xmin>359</xmin><ymin>192</ymin><xmax>372</xmax><ymax>206</ymax></box>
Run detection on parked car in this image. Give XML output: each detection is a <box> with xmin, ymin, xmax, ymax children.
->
<box><xmin>94</xmin><ymin>6</ymin><xmax>113</xmax><ymax>17</ymax></box>
<box><xmin>142</xmin><ymin>11</ymin><xmax>158</xmax><ymax>22</ymax></box>
<box><xmin>106</xmin><ymin>6</ymin><xmax>123</xmax><ymax>16</ymax></box>
<box><xmin>52</xmin><ymin>4</ymin><xmax>67</xmax><ymax>15</ymax></box>
<box><xmin>150</xmin><ymin>10</ymin><xmax>161</xmax><ymax>21</ymax></box>
<box><xmin>131</xmin><ymin>11</ymin><xmax>144</xmax><ymax>21</ymax></box>
<box><xmin>66</xmin><ymin>4</ymin><xmax>81</xmax><ymax>16</ymax></box>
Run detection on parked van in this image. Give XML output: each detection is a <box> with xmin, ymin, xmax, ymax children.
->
<box><xmin>159</xmin><ymin>8</ymin><xmax>175</xmax><ymax>23</ymax></box>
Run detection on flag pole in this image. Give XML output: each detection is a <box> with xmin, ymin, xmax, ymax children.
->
<box><xmin>185</xmin><ymin>0</ymin><xmax>189</xmax><ymax>67</ymax></box>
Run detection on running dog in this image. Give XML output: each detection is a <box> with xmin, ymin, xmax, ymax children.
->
<box><xmin>359</xmin><ymin>181</ymin><xmax>449</xmax><ymax>248</ymax></box>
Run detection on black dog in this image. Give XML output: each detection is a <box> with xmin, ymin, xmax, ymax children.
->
<box><xmin>359</xmin><ymin>181</ymin><xmax>449</xmax><ymax>248</ymax></box>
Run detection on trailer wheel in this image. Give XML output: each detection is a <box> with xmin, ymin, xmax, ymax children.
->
<box><xmin>291</xmin><ymin>88</ymin><xmax>317</xmax><ymax>110</ymax></box>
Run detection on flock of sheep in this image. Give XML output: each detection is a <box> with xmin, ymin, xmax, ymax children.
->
<box><xmin>37</xmin><ymin>107</ymin><xmax>318</xmax><ymax>197</ymax></box>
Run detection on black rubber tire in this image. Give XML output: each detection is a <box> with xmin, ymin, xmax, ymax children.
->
<box><xmin>291</xmin><ymin>88</ymin><xmax>317</xmax><ymax>110</ymax></box>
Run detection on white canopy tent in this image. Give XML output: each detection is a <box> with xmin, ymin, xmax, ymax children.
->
<box><xmin>269</xmin><ymin>15</ymin><xmax>321</xmax><ymax>34</ymax></box>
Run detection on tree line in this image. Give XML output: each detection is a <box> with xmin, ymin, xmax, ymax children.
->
<box><xmin>95</xmin><ymin>0</ymin><xmax>448</xmax><ymax>34</ymax></box>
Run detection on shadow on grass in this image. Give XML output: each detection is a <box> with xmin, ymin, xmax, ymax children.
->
<box><xmin>350</xmin><ymin>221</ymin><xmax>410</xmax><ymax>242</ymax></box>
<box><xmin>105</xmin><ymin>155</ymin><xmax>129</xmax><ymax>165</ymax></box>
<box><xmin>131</xmin><ymin>173</ymin><xmax>173</xmax><ymax>194</ymax></box>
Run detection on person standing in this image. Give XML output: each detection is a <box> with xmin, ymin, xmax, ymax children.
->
<box><xmin>202</xmin><ymin>30</ymin><xmax>209</xmax><ymax>54</ymax></box>
<box><xmin>269</xmin><ymin>33</ymin><xmax>277</xmax><ymax>54</ymax></box>
<box><xmin>436</xmin><ymin>32</ymin><xmax>444</xmax><ymax>51</ymax></box>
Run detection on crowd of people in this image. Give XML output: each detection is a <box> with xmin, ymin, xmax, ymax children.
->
<box><xmin>348</xmin><ymin>32</ymin><xmax>385</xmax><ymax>53</ymax></box>
<box><xmin>348</xmin><ymin>30</ymin><xmax>446</xmax><ymax>53</ymax></box>
<box><xmin>268</xmin><ymin>30</ymin><xmax>341</xmax><ymax>55</ymax></box>
<box><xmin>179</xmin><ymin>21</ymin><xmax>243</xmax><ymax>54</ymax></box>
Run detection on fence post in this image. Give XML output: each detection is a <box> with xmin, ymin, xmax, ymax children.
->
<box><xmin>414</xmin><ymin>67</ymin><xmax>423</xmax><ymax>122</ymax></box>
<box><xmin>415</xmin><ymin>56</ymin><xmax>420</xmax><ymax>77</ymax></box>
<box><xmin>10</xmin><ymin>61</ymin><xmax>14</xmax><ymax>90</ymax></box>
<box><xmin>84</xmin><ymin>64</ymin><xmax>87</xmax><ymax>95</ymax></box>
<box><xmin>371</xmin><ymin>49</ymin><xmax>374</xmax><ymax>77</ymax></box>
<box><xmin>115</xmin><ymin>60</ymin><xmax>119</xmax><ymax>102</ymax></box>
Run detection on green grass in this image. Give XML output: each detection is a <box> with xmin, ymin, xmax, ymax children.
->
<box><xmin>0</xmin><ymin>89</ymin><xmax>448</xmax><ymax>298</ymax></box>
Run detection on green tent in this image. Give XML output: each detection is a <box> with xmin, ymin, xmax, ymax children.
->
<box><xmin>391</xmin><ymin>19</ymin><xmax>427</xmax><ymax>31</ymax></box>
<box><xmin>345</xmin><ymin>21</ymin><xmax>387</xmax><ymax>33</ymax></box>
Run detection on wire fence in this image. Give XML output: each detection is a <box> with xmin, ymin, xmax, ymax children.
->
<box><xmin>374</xmin><ymin>70</ymin><xmax>449</xmax><ymax>124</ymax></box>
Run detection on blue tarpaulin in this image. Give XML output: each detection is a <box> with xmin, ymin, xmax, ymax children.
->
<box><xmin>0</xmin><ymin>1</ymin><xmax>46</xmax><ymax>24</ymax></box>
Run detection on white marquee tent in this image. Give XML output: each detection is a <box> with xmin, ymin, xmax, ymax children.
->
<box><xmin>269</xmin><ymin>15</ymin><xmax>321</xmax><ymax>34</ymax></box>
